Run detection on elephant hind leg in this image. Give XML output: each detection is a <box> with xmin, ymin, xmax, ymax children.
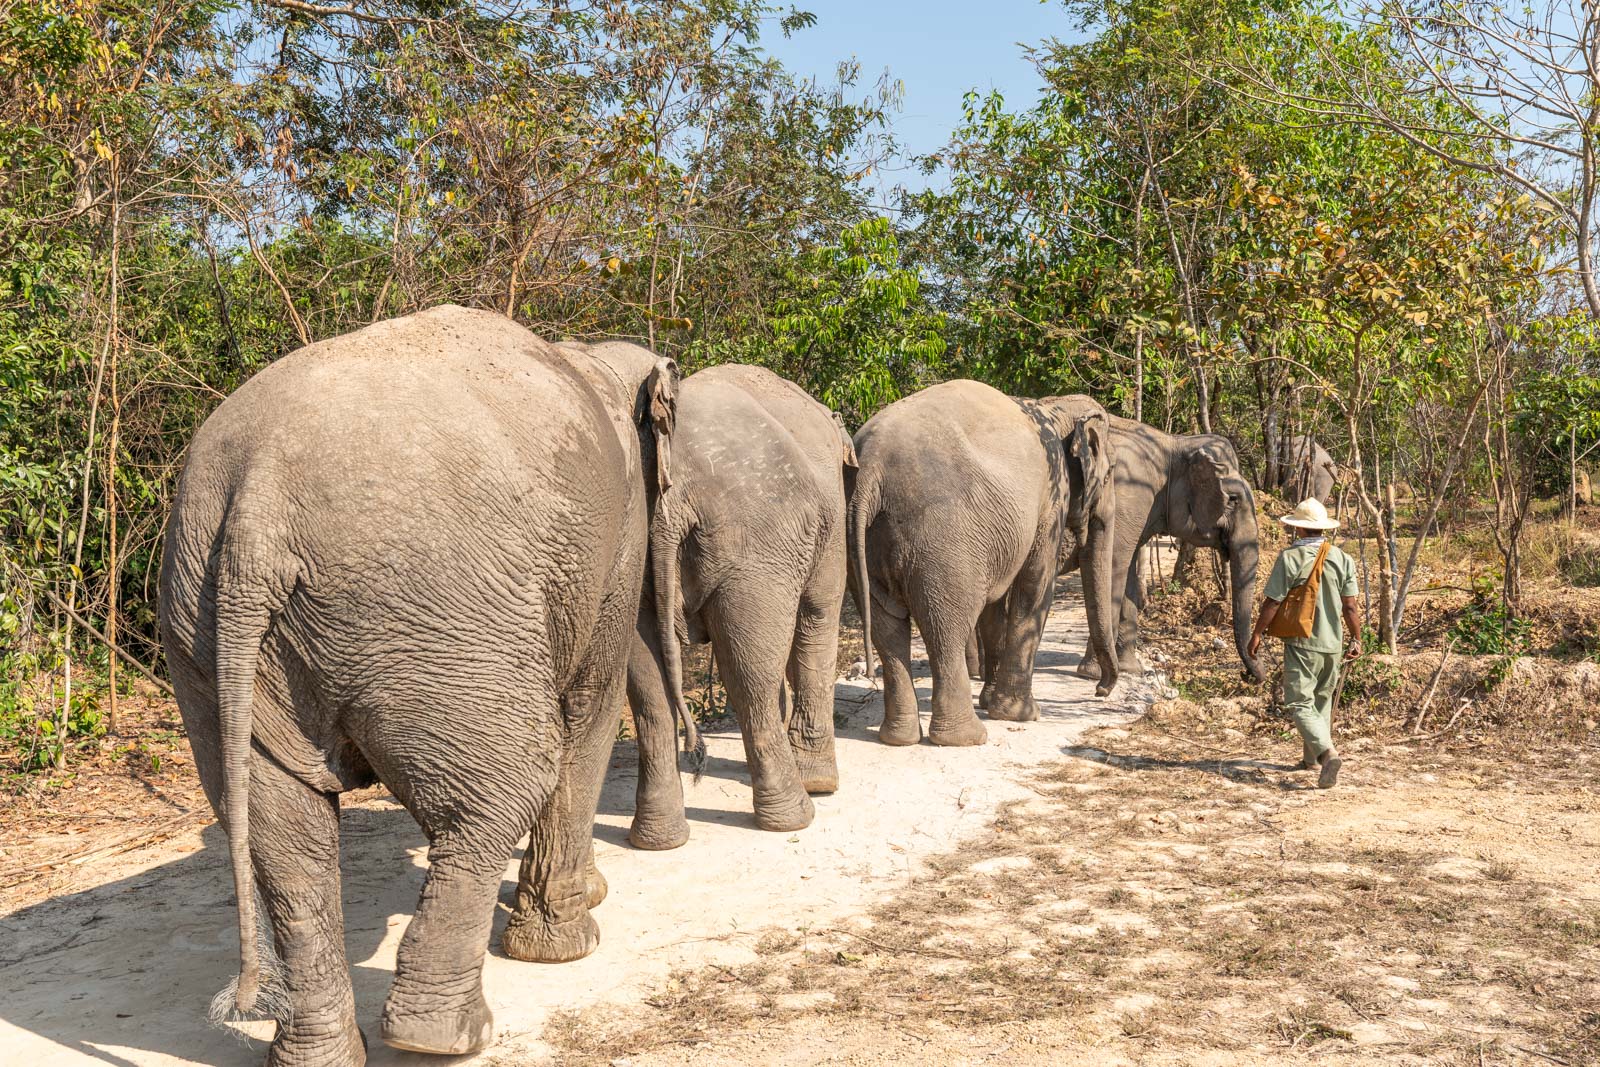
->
<box><xmin>787</xmin><ymin>556</ymin><xmax>846</xmax><ymax>794</ymax></box>
<box><xmin>247</xmin><ymin>751</ymin><xmax>366</xmax><ymax>1067</ymax></box>
<box><xmin>924</xmin><ymin>621</ymin><xmax>988</xmax><ymax>747</ymax></box>
<box><xmin>627</xmin><ymin>602</ymin><xmax>690</xmax><ymax>852</ymax></box>
<box><xmin>382</xmin><ymin>695</ymin><xmax>554</xmax><ymax>1055</ymax></box>
<box><xmin>705</xmin><ymin>578</ymin><xmax>814</xmax><ymax>831</ymax></box>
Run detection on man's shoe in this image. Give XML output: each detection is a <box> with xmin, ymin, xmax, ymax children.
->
<box><xmin>1316</xmin><ymin>750</ymin><xmax>1342</xmax><ymax>789</ymax></box>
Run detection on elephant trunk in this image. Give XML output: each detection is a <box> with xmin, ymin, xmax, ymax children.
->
<box><xmin>1082</xmin><ymin>510</ymin><xmax>1119</xmax><ymax>698</ymax></box>
<box><xmin>1228</xmin><ymin>521</ymin><xmax>1264</xmax><ymax>683</ymax></box>
<box><xmin>651</xmin><ymin>506</ymin><xmax>706</xmax><ymax>779</ymax></box>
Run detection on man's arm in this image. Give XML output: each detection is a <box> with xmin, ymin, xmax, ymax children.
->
<box><xmin>1246</xmin><ymin>597</ymin><xmax>1281</xmax><ymax>661</ymax></box>
<box><xmin>1342</xmin><ymin>595</ymin><xmax>1362</xmax><ymax>660</ymax></box>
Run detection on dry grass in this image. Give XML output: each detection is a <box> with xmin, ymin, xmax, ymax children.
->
<box><xmin>542</xmin><ymin>717</ymin><xmax>1600</xmax><ymax>1066</ymax></box>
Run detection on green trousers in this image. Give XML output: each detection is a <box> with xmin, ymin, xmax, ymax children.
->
<box><xmin>1283</xmin><ymin>644</ymin><xmax>1340</xmax><ymax>761</ymax></box>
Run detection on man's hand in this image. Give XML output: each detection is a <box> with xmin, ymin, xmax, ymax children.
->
<box><xmin>1247</xmin><ymin>632</ymin><xmax>1262</xmax><ymax>660</ymax></box>
<box><xmin>1341</xmin><ymin>594</ymin><xmax>1362</xmax><ymax>662</ymax></box>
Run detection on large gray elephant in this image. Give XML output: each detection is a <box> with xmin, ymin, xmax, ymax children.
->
<box><xmin>159</xmin><ymin>306</ymin><xmax>676</xmax><ymax>1066</ymax></box>
<box><xmin>1075</xmin><ymin>416</ymin><xmax>1264</xmax><ymax>683</ymax></box>
<box><xmin>1274</xmin><ymin>433</ymin><xmax>1336</xmax><ymax>504</ymax></box>
<box><xmin>847</xmin><ymin>381</ymin><xmax>1118</xmax><ymax>748</ymax></box>
<box><xmin>626</xmin><ymin>364</ymin><xmax>855</xmax><ymax>849</ymax></box>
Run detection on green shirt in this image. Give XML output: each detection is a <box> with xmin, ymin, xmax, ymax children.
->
<box><xmin>1263</xmin><ymin>538</ymin><xmax>1360</xmax><ymax>654</ymax></box>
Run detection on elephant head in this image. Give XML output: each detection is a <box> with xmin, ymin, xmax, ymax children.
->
<box><xmin>1031</xmin><ymin>396</ymin><xmax>1120</xmax><ymax>695</ymax></box>
<box><xmin>1179</xmin><ymin>442</ymin><xmax>1263</xmax><ymax>682</ymax></box>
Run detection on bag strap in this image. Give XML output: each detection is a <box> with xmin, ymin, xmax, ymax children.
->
<box><xmin>1308</xmin><ymin>538</ymin><xmax>1331</xmax><ymax>579</ymax></box>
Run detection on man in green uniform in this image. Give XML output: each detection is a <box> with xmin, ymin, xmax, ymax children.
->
<box><xmin>1247</xmin><ymin>498</ymin><xmax>1362</xmax><ymax>788</ymax></box>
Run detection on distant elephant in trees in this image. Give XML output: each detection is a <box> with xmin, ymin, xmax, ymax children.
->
<box><xmin>1275</xmin><ymin>434</ymin><xmax>1336</xmax><ymax>504</ymax></box>
<box><xmin>847</xmin><ymin>382</ymin><xmax>1118</xmax><ymax>748</ymax></box>
<box><xmin>159</xmin><ymin>306</ymin><xmax>677</xmax><ymax>1066</ymax></box>
<box><xmin>1076</xmin><ymin>417</ymin><xmax>1264</xmax><ymax>684</ymax></box>
<box><xmin>626</xmin><ymin>364</ymin><xmax>856</xmax><ymax>849</ymax></box>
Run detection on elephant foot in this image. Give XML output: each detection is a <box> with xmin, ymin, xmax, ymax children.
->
<box><xmin>753</xmin><ymin>789</ymin><xmax>814</xmax><ymax>832</ymax></box>
<box><xmin>585</xmin><ymin>860</ymin><xmax>608</xmax><ymax>910</ymax></box>
<box><xmin>791</xmin><ymin>739</ymin><xmax>839</xmax><ymax>794</ymax></box>
<box><xmin>1074</xmin><ymin>656</ymin><xmax>1101</xmax><ymax>681</ymax></box>
<box><xmin>267</xmin><ymin>1019</ymin><xmax>366</xmax><ymax>1067</ymax></box>
<box><xmin>628</xmin><ymin>813</ymin><xmax>690</xmax><ymax>851</ymax></box>
<box><xmin>977</xmin><ymin>683</ymin><xmax>992</xmax><ymax>710</ymax></box>
<box><xmin>928</xmin><ymin>713</ymin><xmax>988</xmax><ymax>747</ymax></box>
<box><xmin>984</xmin><ymin>691</ymin><xmax>1039</xmax><ymax>723</ymax></box>
<box><xmin>500</xmin><ymin>910</ymin><xmax>601</xmax><ymax>963</ymax></box>
<box><xmin>877</xmin><ymin>712</ymin><xmax>923</xmax><ymax>746</ymax></box>
<box><xmin>380</xmin><ymin>990</ymin><xmax>491</xmax><ymax>1056</ymax></box>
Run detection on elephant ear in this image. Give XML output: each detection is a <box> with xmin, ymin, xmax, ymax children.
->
<box><xmin>645</xmin><ymin>357</ymin><xmax>679</xmax><ymax>491</ymax></box>
<box><xmin>1067</xmin><ymin>411</ymin><xmax>1112</xmax><ymax>521</ymax></box>
<box><xmin>1184</xmin><ymin>448</ymin><xmax>1233</xmax><ymax>530</ymax></box>
<box><xmin>831</xmin><ymin>411</ymin><xmax>859</xmax><ymax>469</ymax></box>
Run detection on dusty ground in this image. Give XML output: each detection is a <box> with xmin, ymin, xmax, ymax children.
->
<box><xmin>546</xmin><ymin>715</ymin><xmax>1600</xmax><ymax>1067</ymax></box>
<box><xmin>0</xmin><ymin>578</ymin><xmax>1149</xmax><ymax>1066</ymax></box>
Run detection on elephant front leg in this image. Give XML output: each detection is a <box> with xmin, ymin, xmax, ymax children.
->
<box><xmin>625</xmin><ymin>615</ymin><xmax>690</xmax><ymax>851</ymax></box>
<box><xmin>870</xmin><ymin>596</ymin><xmax>922</xmax><ymax>746</ymax></box>
<box><xmin>247</xmin><ymin>754</ymin><xmax>366</xmax><ymax>1067</ymax></box>
<box><xmin>975</xmin><ymin>600</ymin><xmax>1004</xmax><ymax>708</ymax></box>
<box><xmin>983</xmin><ymin>549</ymin><xmax>1053</xmax><ymax>724</ymax></box>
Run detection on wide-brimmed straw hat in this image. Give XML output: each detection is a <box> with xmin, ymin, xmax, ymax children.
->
<box><xmin>1280</xmin><ymin>497</ymin><xmax>1339</xmax><ymax>531</ymax></box>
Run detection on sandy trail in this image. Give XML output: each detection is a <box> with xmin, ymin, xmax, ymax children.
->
<box><xmin>0</xmin><ymin>579</ymin><xmax>1143</xmax><ymax>1066</ymax></box>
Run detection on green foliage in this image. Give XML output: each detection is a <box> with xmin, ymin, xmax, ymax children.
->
<box><xmin>1449</xmin><ymin>576</ymin><xmax>1532</xmax><ymax>657</ymax></box>
<box><xmin>695</xmin><ymin>218</ymin><xmax>948</xmax><ymax>425</ymax></box>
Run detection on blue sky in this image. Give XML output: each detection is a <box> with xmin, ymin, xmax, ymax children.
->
<box><xmin>760</xmin><ymin>1</ymin><xmax>1083</xmax><ymax>196</ymax></box>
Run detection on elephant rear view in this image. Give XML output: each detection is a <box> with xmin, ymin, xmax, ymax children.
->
<box><xmin>1276</xmin><ymin>434</ymin><xmax>1337</xmax><ymax>504</ymax></box>
<box><xmin>628</xmin><ymin>364</ymin><xmax>855</xmax><ymax>848</ymax></box>
<box><xmin>159</xmin><ymin>306</ymin><xmax>677</xmax><ymax>1066</ymax></box>
<box><xmin>847</xmin><ymin>381</ymin><xmax>1119</xmax><ymax>749</ymax></box>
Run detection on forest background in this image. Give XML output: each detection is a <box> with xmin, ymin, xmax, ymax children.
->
<box><xmin>4</xmin><ymin>0</ymin><xmax>1599</xmax><ymax>773</ymax></box>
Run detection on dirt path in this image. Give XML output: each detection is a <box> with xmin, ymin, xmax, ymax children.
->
<box><xmin>0</xmin><ymin>579</ymin><xmax>1140</xmax><ymax>1066</ymax></box>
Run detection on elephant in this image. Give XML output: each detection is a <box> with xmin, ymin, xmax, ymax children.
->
<box><xmin>1075</xmin><ymin>416</ymin><xmax>1264</xmax><ymax>684</ymax></box>
<box><xmin>847</xmin><ymin>381</ymin><xmax>1118</xmax><ymax>749</ymax></box>
<box><xmin>626</xmin><ymin>363</ymin><xmax>856</xmax><ymax>849</ymax></box>
<box><xmin>1275</xmin><ymin>433</ymin><xmax>1336</xmax><ymax>504</ymax></box>
<box><xmin>158</xmin><ymin>305</ymin><xmax>677</xmax><ymax>1066</ymax></box>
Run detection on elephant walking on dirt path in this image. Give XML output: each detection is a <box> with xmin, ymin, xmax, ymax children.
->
<box><xmin>1076</xmin><ymin>416</ymin><xmax>1265</xmax><ymax>684</ymax></box>
<box><xmin>627</xmin><ymin>364</ymin><xmax>856</xmax><ymax>848</ymax></box>
<box><xmin>847</xmin><ymin>381</ymin><xmax>1119</xmax><ymax>749</ymax></box>
<box><xmin>160</xmin><ymin>306</ymin><xmax>676</xmax><ymax>1066</ymax></box>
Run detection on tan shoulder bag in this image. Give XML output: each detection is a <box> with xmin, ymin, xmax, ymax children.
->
<box><xmin>1267</xmin><ymin>540</ymin><xmax>1332</xmax><ymax>640</ymax></box>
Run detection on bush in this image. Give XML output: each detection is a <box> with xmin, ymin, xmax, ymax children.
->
<box><xmin>1449</xmin><ymin>576</ymin><xmax>1531</xmax><ymax>656</ymax></box>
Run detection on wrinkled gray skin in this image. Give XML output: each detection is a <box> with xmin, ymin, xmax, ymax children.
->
<box><xmin>159</xmin><ymin>306</ymin><xmax>676</xmax><ymax>1067</ymax></box>
<box><xmin>627</xmin><ymin>364</ymin><xmax>855</xmax><ymax>848</ymax></box>
<box><xmin>1075</xmin><ymin>417</ymin><xmax>1264</xmax><ymax>684</ymax></box>
<box><xmin>848</xmin><ymin>381</ymin><xmax>1119</xmax><ymax>748</ymax></box>
<box><xmin>1275</xmin><ymin>434</ymin><xmax>1336</xmax><ymax>504</ymax></box>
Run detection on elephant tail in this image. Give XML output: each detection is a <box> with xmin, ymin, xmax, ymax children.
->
<box><xmin>651</xmin><ymin>505</ymin><xmax>706</xmax><ymax>781</ymax></box>
<box><xmin>847</xmin><ymin>466</ymin><xmax>880</xmax><ymax>681</ymax></box>
<box><xmin>207</xmin><ymin>523</ymin><xmax>286</xmax><ymax>1023</ymax></box>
